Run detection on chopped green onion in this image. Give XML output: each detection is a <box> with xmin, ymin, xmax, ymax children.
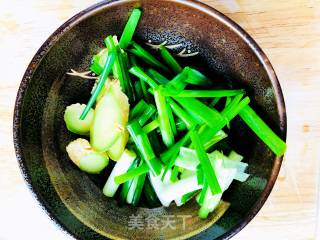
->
<box><xmin>203</xmin><ymin>97</ymin><xmax>250</xmax><ymax>138</ymax></box>
<box><xmin>176</xmin><ymin>118</ymin><xmax>187</xmax><ymax>131</ymax></box>
<box><xmin>170</xmin><ymin>166</ymin><xmax>180</xmax><ymax>182</ymax></box>
<box><xmin>134</xmin><ymin>81</ymin><xmax>144</xmax><ymax>99</ymax></box>
<box><xmin>140</xmin><ymin>77</ymin><xmax>152</xmax><ymax>102</ymax></box>
<box><xmin>190</xmin><ymin>130</ymin><xmax>221</xmax><ymax>194</ymax></box>
<box><xmin>118</xmin><ymin>158</ymin><xmax>139</xmax><ymax>205</ymax></box>
<box><xmin>154</xmin><ymin>86</ymin><xmax>175</xmax><ymax>147</ymax></box>
<box><xmin>165</xmin><ymin>71</ymin><xmax>188</xmax><ymax>92</ymax></box>
<box><xmin>104</xmin><ymin>35</ymin><xmax>118</xmax><ymax>52</ymax></box>
<box><xmin>80</xmin><ymin>51</ymin><xmax>116</xmax><ymax>119</ymax></box>
<box><xmin>129</xmin><ymin>66</ymin><xmax>158</xmax><ymax>89</ymax></box>
<box><xmin>209</xmin><ymin>97</ymin><xmax>221</xmax><ymax>108</ymax></box>
<box><xmin>146</xmin><ymin>68</ymin><xmax>169</xmax><ymax>84</ymax></box>
<box><xmin>129</xmin><ymin>53</ymin><xmax>138</xmax><ymax>66</ymax></box>
<box><xmin>161</xmin><ymin>131</ymin><xmax>193</xmax><ymax>180</ymax></box>
<box><xmin>167</xmin><ymin>98</ymin><xmax>196</xmax><ymax>129</ymax></box>
<box><xmin>178</xmin><ymin>190</ymin><xmax>199</xmax><ymax>206</ymax></box>
<box><xmin>130</xmin><ymin>99</ymin><xmax>149</xmax><ymax>119</ymax></box>
<box><xmin>105</xmin><ymin>36</ymin><xmax>135</xmax><ymax>102</ymax></box>
<box><xmin>102</xmin><ymin>149</ymin><xmax>136</xmax><ymax>197</ymax></box>
<box><xmin>228</xmin><ymin>151</ymin><xmax>244</xmax><ymax>162</ymax></box>
<box><xmin>164</xmin><ymin>89</ymin><xmax>245</xmax><ymax>98</ymax></box>
<box><xmin>196</xmin><ymin>165</ymin><xmax>204</xmax><ymax>185</ymax></box>
<box><xmin>90</xmin><ymin>54</ymin><xmax>105</xmax><ymax>75</ymax></box>
<box><xmin>196</xmin><ymin>125</ymin><xmax>228</xmax><ymax>150</ymax></box>
<box><xmin>222</xmin><ymin>93</ymin><xmax>243</xmax><ymax>114</ymax></box>
<box><xmin>130</xmin><ymin>55</ymin><xmax>152</xmax><ymax>102</ymax></box>
<box><xmin>120</xmin><ymin>52</ymin><xmax>136</xmax><ymax>103</ymax></box>
<box><xmin>198</xmin><ymin>180</ymin><xmax>208</xmax><ymax>205</ymax></box>
<box><xmin>137</xmin><ymin>104</ymin><xmax>156</xmax><ymax>126</ymax></box>
<box><xmin>151</xmin><ymin>168</ymin><xmax>201</xmax><ymax>206</ymax></box>
<box><xmin>159</xmin><ymin>46</ymin><xmax>182</xmax><ymax>74</ymax></box>
<box><xmin>234</xmin><ymin>171</ymin><xmax>250</xmax><ymax>182</ymax></box>
<box><xmin>127</xmin><ymin>121</ymin><xmax>162</xmax><ymax>175</ymax></box>
<box><xmin>167</xmin><ymin>103</ymin><xmax>177</xmax><ymax>136</ymax></box>
<box><xmin>202</xmin><ymin>130</ymin><xmax>228</xmax><ymax>151</ymax></box>
<box><xmin>239</xmin><ymin>105</ymin><xmax>286</xmax><ymax>156</ymax></box>
<box><xmin>131</xmin><ymin>172</ymin><xmax>147</xmax><ymax>206</ymax></box>
<box><xmin>184</xmin><ymin>67</ymin><xmax>209</xmax><ymax>86</ymax></box>
<box><xmin>144</xmin><ymin>177</ymin><xmax>161</xmax><ymax>207</ymax></box>
<box><xmin>223</xmin><ymin>96</ymin><xmax>250</xmax><ymax>121</ymax></box>
<box><xmin>115</xmin><ymin>163</ymin><xmax>149</xmax><ymax>184</ymax></box>
<box><xmin>119</xmin><ymin>9</ymin><xmax>142</xmax><ymax>49</ymax></box>
<box><xmin>142</xmin><ymin>119</ymin><xmax>159</xmax><ymax>134</ymax></box>
<box><xmin>160</xmin><ymin>132</ymin><xmax>191</xmax><ymax>164</ymax></box>
<box><xmin>174</xmin><ymin>97</ymin><xmax>225</xmax><ymax>128</ymax></box>
<box><xmin>129</xmin><ymin>41</ymin><xmax>170</xmax><ymax>72</ymax></box>
<box><xmin>175</xmin><ymin>147</ymin><xmax>199</xmax><ymax>171</ymax></box>
<box><xmin>105</xmin><ymin>36</ymin><xmax>127</xmax><ymax>91</ymax></box>
<box><xmin>225</xmin><ymin>96</ymin><xmax>232</xmax><ymax>108</ymax></box>
<box><xmin>198</xmin><ymin>191</ymin><xmax>223</xmax><ymax>219</ymax></box>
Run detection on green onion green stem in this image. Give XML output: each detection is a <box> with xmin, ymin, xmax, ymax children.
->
<box><xmin>130</xmin><ymin>99</ymin><xmax>149</xmax><ymax>119</ymax></box>
<box><xmin>129</xmin><ymin>66</ymin><xmax>159</xmax><ymax>89</ymax></box>
<box><xmin>167</xmin><ymin>98</ymin><xmax>196</xmax><ymax>129</ymax></box>
<box><xmin>239</xmin><ymin>105</ymin><xmax>286</xmax><ymax>156</ymax></box>
<box><xmin>142</xmin><ymin>119</ymin><xmax>159</xmax><ymax>134</ymax></box>
<box><xmin>129</xmin><ymin>42</ymin><xmax>170</xmax><ymax>72</ymax></box>
<box><xmin>159</xmin><ymin>46</ymin><xmax>182</xmax><ymax>74</ymax></box>
<box><xmin>160</xmin><ymin>132</ymin><xmax>191</xmax><ymax>164</ymax></box>
<box><xmin>146</xmin><ymin>68</ymin><xmax>169</xmax><ymax>84</ymax></box>
<box><xmin>119</xmin><ymin>9</ymin><xmax>142</xmax><ymax>49</ymax></box>
<box><xmin>115</xmin><ymin>163</ymin><xmax>149</xmax><ymax>184</ymax></box>
<box><xmin>174</xmin><ymin>97</ymin><xmax>224</xmax><ymax>128</ymax></box>
<box><xmin>165</xmin><ymin>89</ymin><xmax>245</xmax><ymax>98</ymax></box>
<box><xmin>190</xmin><ymin>130</ymin><xmax>221</xmax><ymax>194</ymax></box>
<box><xmin>154</xmin><ymin>86</ymin><xmax>175</xmax><ymax>147</ymax></box>
<box><xmin>80</xmin><ymin>51</ymin><xmax>116</xmax><ymax>119</ymax></box>
<box><xmin>127</xmin><ymin>121</ymin><xmax>162</xmax><ymax>175</ymax></box>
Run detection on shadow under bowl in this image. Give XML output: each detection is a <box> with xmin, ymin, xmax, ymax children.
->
<box><xmin>13</xmin><ymin>0</ymin><xmax>286</xmax><ymax>239</ymax></box>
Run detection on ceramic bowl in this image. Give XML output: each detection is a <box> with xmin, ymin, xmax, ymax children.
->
<box><xmin>13</xmin><ymin>0</ymin><xmax>286</xmax><ymax>239</ymax></box>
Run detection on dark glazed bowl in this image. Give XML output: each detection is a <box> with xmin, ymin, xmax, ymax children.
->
<box><xmin>13</xmin><ymin>0</ymin><xmax>286</xmax><ymax>239</ymax></box>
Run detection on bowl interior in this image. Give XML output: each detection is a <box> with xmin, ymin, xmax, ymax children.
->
<box><xmin>15</xmin><ymin>1</ymin><xmax>286</xmax><ymax>239</ymax></box>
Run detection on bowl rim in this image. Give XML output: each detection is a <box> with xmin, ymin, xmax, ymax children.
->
<box><xmin>13</xmin><ymin>0</ymin><xmax>287</xmax><ymax>239</ymax></box>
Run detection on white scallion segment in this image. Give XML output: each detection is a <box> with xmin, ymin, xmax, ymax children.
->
<box><xmin>234</xmin><ymin>172</ymin><xmax>250</xmax><ymax>182</ymax></box>
<box><xmin>180</xmin><ymin>169</ymin><xmax>195</xmax><ymax>179</ymax></box>
<box><xmin>163</xmin><ymin>169</ymin><xmax>173</xmax><ymax>184</ymax></box>
<box><xmin>236</xmin><ymin>162</ymin><xmax>248</xmax><ymax>173</ymax></box>
<box><xmin>175</xmin><ymin>147</ymin><xmax>199</xmax><ymax>171</ymax></box>
<box><xmin>198</xmin><ymin>192</ymin><xmax>222</xmax><ymax>219</ymax></box>
<box><xmin>174</xmin><ymin>169</ymin><xmax>197</xmax><ymax>206</ymax></box>
<box><xmin>102</xmin><ymin>149</ymin><xmax>136</xmax><ymax>197</ymax></box>
<box><xmin>197</xmin><ymin>150</ymin><xmax>250</xmax><ymax>218</ymax></box>
<box><xmin>150</xmin><ymin>149</ymin><xmax>249</xmax><ymax>209</ymax></box>
<box><xmin>149</xmin><ymin>170</ymin><xmax>172</xmax><ymax>207</ymax></box>
<box><xmin>175</xmin><ymin>197</ymin><xmax>184</xmax><ymax>207</ymax></box>
<box><xmin>175</xmin><ymin>148</ymin><xmax>248</xmax><ymax>188</ymax></box>
<box><xmin>149</xmin><ymin>168</ymin><xmax>201</xmax><ymax>207</ymax></box>
<box><xmin>174</xmin><ymin>150</ymin><xmax>248</xmax><ymax>207</ymax></box>
<box><xmin>162</xmin><ymin>176</ymin><xmax>202</xmax><ymax>203</ymax></box>
<box><xmin>228</xmin><ymin>150</ymin><xmax>244</xmax><ymax>161</ymax></box>
<box><xmin>126</xmin><ymin>176</ymin><xmax>139</xmax><ymax>204</ymax></box>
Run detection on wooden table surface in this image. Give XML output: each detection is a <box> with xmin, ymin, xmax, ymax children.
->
<box><xmin>1</xmin><ymin>0</ymin><xmax>319</xmax><ymax>239</ymax></box>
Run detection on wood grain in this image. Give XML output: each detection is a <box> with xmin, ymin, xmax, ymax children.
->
<box><xmin>0</xmin><ymin>0</ymin><xmax>319</xmax><ymax>239</ymax></box>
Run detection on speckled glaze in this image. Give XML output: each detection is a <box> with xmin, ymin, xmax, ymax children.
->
<box><xmin>13</xmin><ymin>0</ymin><xmax>286</xmax><ymax>239</ymax></box>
